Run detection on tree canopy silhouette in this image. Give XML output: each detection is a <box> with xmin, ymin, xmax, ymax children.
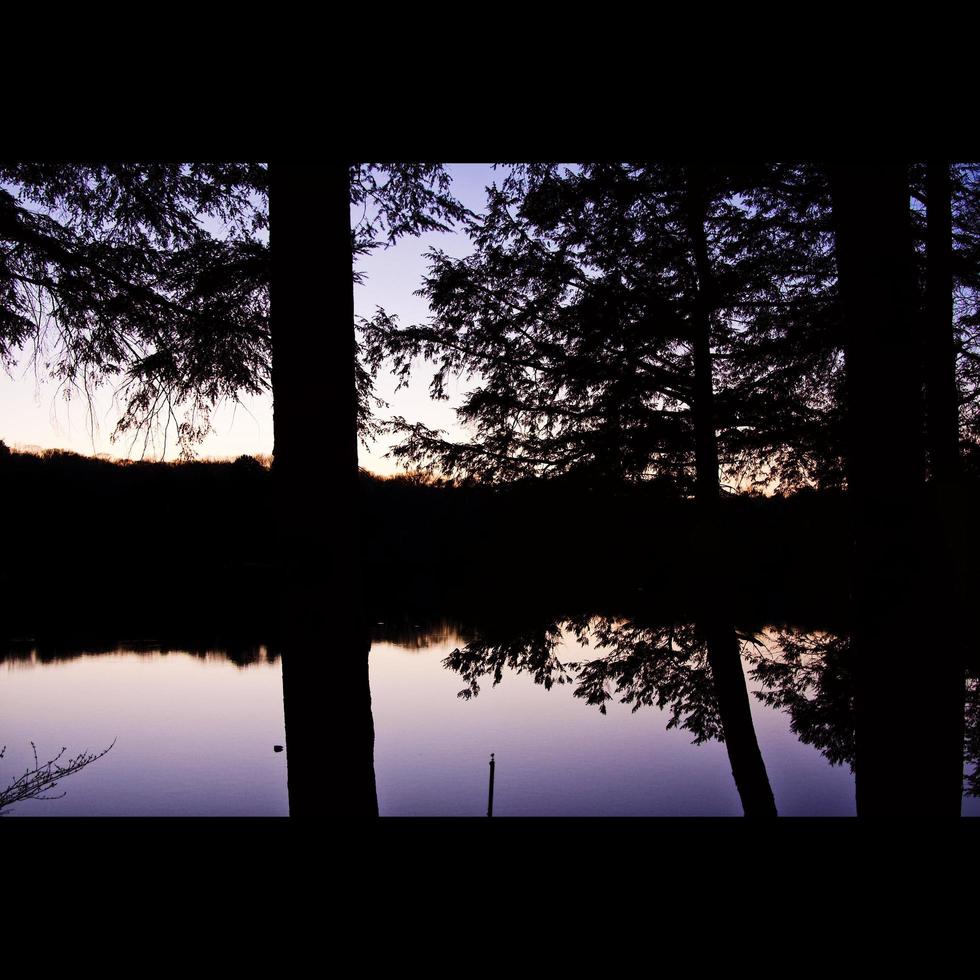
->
<box><xmin>1</xmin><ymin>161</ymin><xmax>469</xmax><ymax>819</ymax></box>
<box><xmin>0</xmin><ymin>162</ymin><xmax>469</xmax><ymax>455</ymax></box>
<box><xmin>0</xmin><ymin>163</ymin><xmax>269</xmax><ymax>455</ymax></box>
<box><xmin>365</xmin><ymin>161</ymin><xmax>851</xmax><ymax>816</ymax></box>
<box><xmin>363</xmin><ymin>162</ymin><xmax>842</xmax><ymax>493</ymax></box>
<box><xmin>4</xmin><ymin>160</ymin><xmax>980</xmax><ymax>819</ymax></box>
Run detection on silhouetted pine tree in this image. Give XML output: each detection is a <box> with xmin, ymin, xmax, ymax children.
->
<box><xmin>272</xmin><ymin>162</ymin><xmax>378</xmax><ymax>817</ymax></box>
<box><xmin>0</xmin><ymin>161</ymin><xmax>468</xmax><ymax>818</ymax></box>
<box><xmin>366</xmin><ymin>162</ymin><xmax>852</xmax><ymax>814</ymax></box>
<box><xmin>275</xmin><ymin>163</ymin><xmax>467</xmax><ymax>818</ymax></box>
<box><xmin>0</xmin><ymin>163</ymin><xmax>270</xmax><ymax>454</ymax></box>
<box><xmin>950</xmin><ymin>166</ymin><xmax>980</xmax><ymax>473</ymax></box>
<box><xmin>924</xmin><ymin>162</ymin><xmax>960</xmax><ymax>480</ymax></box>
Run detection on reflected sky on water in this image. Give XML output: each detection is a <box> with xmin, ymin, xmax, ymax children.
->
<box><xmin>371</xmin><ymin>625</ymin><xmax>859</xmax><ymax>816</ymax></box>
<box><xmin>3</xmin><ymin>626</ymin><xmax>977</xmax><ymax>816</ymax></box>
<box><xmin>1</xmin><ymin>648</ymin><xmax>288</xmax><ymax>816</ymax></box>
<box><xmin>372</xmin><ymin>623</ymin><xmax>980</xmax><ymax>817</ymax></box>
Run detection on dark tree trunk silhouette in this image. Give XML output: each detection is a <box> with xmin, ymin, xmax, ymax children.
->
<box><xmin>925</xmin><ymin>162</ymin><xmax>960</xmax><ymax>482</ymax></box>
<box><xmin>684</xmin><ymin>168</ymin><xmax>778</xmax><ymax>818</ymax></box>
<box><xmin>923</xmin><ymin>160</ymin><xmax>968</xmax><ymax>814</ymax></box>
<box><xmin>831</xmin><ymin>162</ymin><xmax>961</xmax><ymax>816</ymax></box>
<box><xmin>271</xmin><ymin>162</ymin><xmax>378</xmax><ymax>819</ymax></box>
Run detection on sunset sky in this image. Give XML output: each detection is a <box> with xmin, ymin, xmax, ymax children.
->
<box><xmin>0</xmin><ymin>163</ymin><xmax>499</xmax><ymax>474</ymax></box>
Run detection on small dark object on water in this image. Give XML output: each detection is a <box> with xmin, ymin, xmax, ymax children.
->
<box><xmin>273</xmin><ymin>745</ymin><xmax>283</xmax><ymax>753</ymax></box>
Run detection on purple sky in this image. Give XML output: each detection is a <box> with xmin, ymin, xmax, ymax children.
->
<box><xmin>0</xmin><ymin>164</ymin><xmax>500</xmax><ymax>474</ymax></box>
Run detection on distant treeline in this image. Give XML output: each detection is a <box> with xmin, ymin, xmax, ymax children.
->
<box><xmin>2</xmin><ymin>445</ymin><xmax>978</xmax><ymax>642</ymax></box>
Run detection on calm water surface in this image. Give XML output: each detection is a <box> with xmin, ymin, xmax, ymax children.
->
<box><xmin>3</xmin><ymin>629</ymin><xmax>977</xmax><ymax>816</ymax></box>
<box><xmin>1</xmin><ymin>647</ymin><xmax>289</xmax><ymax>816</ymax></box>
<box><xmin>371</xmin><ymin>625</ymin><xmax>863</xmax><ymax>816</ymax></box>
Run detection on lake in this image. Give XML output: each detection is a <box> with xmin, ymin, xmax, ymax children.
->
<box><xmin>2</xmin><ymin>624</ymin><xmax>976</xmax><ymax>816</ymax></box>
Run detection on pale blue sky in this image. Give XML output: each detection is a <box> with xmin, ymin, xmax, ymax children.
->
<box><xmin>0</xmin><ymin>163</ymin><xmax>501</xmax><ymax>473</ymax></box>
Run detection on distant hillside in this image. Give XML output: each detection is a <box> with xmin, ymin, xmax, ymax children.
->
<box><xmin>2</xmin><ymin>443</ymin><xmax>977</xmax><ymax>641</ymax></box>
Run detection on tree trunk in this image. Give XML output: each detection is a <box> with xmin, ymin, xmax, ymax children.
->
<box><xmin>684</xmin><ymin>168</ymin><xmax>778</xmax><ymax>818</ymax></box>
<box><xmin>923</xmin><ymin>160</ymin><xmax>968</xmax><ymax>815</ymax></box>
<box><xmin>271</xmin><ymin>162</ymin><xmax>378</xmax><ymax>819</ymax></box>
<box><xmin>925</xmin><ymin>162</ymin><xmax>960</xmax><ymax>482</ymax></box>
<box><xmin>831</xmin><ymin>162</ymin><xmax>961</xmax><ymax>817</ymax></box>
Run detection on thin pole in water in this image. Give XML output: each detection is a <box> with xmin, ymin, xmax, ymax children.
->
<box><xmin>487</xmin><ymin>753</ymin><xmax>495</xmax><ymax>818</ymax></box>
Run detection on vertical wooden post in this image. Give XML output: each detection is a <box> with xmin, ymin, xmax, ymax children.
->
<box><xmin>487</xmin><ymin>753</ymin><xmax>495</xmax><ymax>818</ymax></box>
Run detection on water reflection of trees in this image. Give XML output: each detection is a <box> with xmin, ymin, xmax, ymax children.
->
<box><xmin>372</xmin><ymin>619</ymin><xmax>474</xmax><ymax>652</ymax></box>
<box><xmin>965</xmin><ymin>680</ymin><xmax>980</xmax><ymax>797</ymax></box>
<box><xmin>0</xmin><ymin>643</ymin><xmax>280</xmax><ymax>670</ymax></box>
<box><xmin>753</xmin><ymin>630</ymin><xmax>978</xmax><ymax>798</ymax></box>
<box><xmin>448</xmin><ymin>617</ymin><xmax>751</xmax><ymax>744</ymax></box>
<box><xmin>749</xmin><ymin>630</ymin><xmax>856</xmax><ymax>768</ymax></box>
<box><xmin>444</xmin><ymin>616</ymin><xmax>979</xmax><ymax>802</ymax></box>
<box><xmin>447</xmin><ymin>621</ymin><xmax>573</xmax><ymax>700</ymax></box>
<box><xmin>447</xmin><ymin>614</ymin><xmax>775</xmax><ymax>814</ymax></box>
